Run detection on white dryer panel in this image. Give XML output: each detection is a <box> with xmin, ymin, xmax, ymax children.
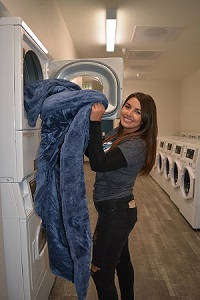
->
<box><xmin>1</xmin><ymin>173</ymin><xmax>36</xmax><ymax>219</ymax></box>
<box><xmin>182</xmin><ymin>144</ymin><xmax>199</xmax><ymax>165</ymax></box>
<box><xmin>49</xmin><ymin>57</ymin><xmax>123</xmax><ymax>119</ymax></box>
<box><xmin>158</xmin><ymin>139</ymin><xmax>165</xmax><ymax>150</ymax></box>
<box><xmin>165</xmin><ymin>141</ymin><xmax>173</xmax><ymax>154</ymax></box>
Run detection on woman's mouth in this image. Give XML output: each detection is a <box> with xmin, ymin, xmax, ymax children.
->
<box><xmin>124</xmin><ymin>116</ymin><xmax>134</xmax><ymax>123</ymax></box>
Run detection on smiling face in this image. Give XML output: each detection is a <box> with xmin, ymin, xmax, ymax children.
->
<box><xmin>120</xmin><ymin>97</ymin><xmax>142</xmax><ymax>133</ymax></box>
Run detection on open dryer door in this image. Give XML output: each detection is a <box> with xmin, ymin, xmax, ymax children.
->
<box><xmin>48</xmin><ymin>58</ymin><xmax>123</xmax><ymax>119</ymax></box>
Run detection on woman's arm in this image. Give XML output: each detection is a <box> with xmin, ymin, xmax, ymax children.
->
<box><xmin>88</xmin><ymin>120</ymin><xmax>127</xmax><ymax>172</ymax></box>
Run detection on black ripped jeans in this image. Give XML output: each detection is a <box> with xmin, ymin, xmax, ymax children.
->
<box><xmin>91</xmin><ymin>202</ymin><xmax>137</xmax><ymax>300</ymax></box>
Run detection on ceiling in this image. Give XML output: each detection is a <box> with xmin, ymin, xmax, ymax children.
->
<box><xmin>56</xmin><ymin>0</ymin><xmax>200</xmax><ymax>81</ymax></box>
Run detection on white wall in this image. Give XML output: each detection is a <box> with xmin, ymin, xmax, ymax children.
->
<box><xmin>180</xmin><ymin>68</ymin><xmax>200</xmax><ymax>134</ymax></box>
<box><xmin>123</xmin><ymin>80</ymin><xmax>181</xmax><ymax>136</ymax></box>
<box><xmin>0</xmin><ymin>0</ymin><xmax>77</xmax><ymax>60</ymax></box>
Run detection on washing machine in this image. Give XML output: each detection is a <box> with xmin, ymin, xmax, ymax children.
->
<box><xmin>179</xmin><ymin>142</ymin><xmax>200</xmax><ymax>229</ymax></box>
<box><xmin>0</xmin><ymin>17</ymin><xmax>55</xmax><ymax>300</ymax></box>
<box><xmin>48</xmin><ymin>56</ymin><xmax>123</xmax><ymax>119</ymax></box>
<box><xmin>170</xmin><ymin>141</ymin><xmax>184</xmax><ymax>208</ymax></box>
<box><xmin>163</xmin><ymin>139</ymin><xmax>174</xmax><ymax>197</ymax></box>
<box><xmin>154</xmin><ymin>137</ymin><xmax>166</xmax><ymax>190</ymax></box>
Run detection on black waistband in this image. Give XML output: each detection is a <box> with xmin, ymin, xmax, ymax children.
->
<box><xmin>94</xmin><ymin>195</ymin><xmax>134</xmax><ymax>210</ymax></box>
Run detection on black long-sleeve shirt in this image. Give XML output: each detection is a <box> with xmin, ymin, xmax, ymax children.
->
<box><xmin>86</xmin><ymin>121</ymin><xmax>127</xmax><ymax>172</ymax></box>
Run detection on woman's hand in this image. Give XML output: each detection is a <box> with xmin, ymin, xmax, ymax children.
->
<box><xmin>90</xmin><ymin>103</ymin><xmax>106</xmax><ymax>121</ymax></box>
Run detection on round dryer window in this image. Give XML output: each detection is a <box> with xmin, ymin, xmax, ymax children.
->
<box><xmin>54</xmin><ymin>60</ymin><xmax>120</xmax><ymax>115</ymax></box>
<box><xmin>23</xmin><ymin>50</ymin><xmax>43</xmax><ymax>84</ymax></box>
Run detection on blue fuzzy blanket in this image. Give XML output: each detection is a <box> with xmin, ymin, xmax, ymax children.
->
<box><xmin>24</xmin><ymin>79</ymin><xmax>108</xmax><ymax>300</ymax></box>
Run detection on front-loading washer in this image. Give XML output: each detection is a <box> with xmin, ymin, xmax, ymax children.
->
<box><xmin>48</xmin><ymin>57</ymin><xmax>123</xmax><ymax>119</ymax></box>
<box><xmin>179</xmin><ymin>142</ymin><xmax>200</xmax><ymax>228</ymax></box>
<box><xmin>155</xmin><ymin>138</ymin><xmax>166</xmax><ymax>190</ymax></box>
<box><xmin>0</xmin><ymin>17</ymin><xmax>54</xmax><ymax>300</ymax></box>
<box><xmin>163</xmin><ymin>139</ymin><xmax>174</xmax><ymax>197</ymax></box>
<box><xmin>170</xmin><ymin>141</ymin><xmax>184</xmax><ymax>208</ymax></box>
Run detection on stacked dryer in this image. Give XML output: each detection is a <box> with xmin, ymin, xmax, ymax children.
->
<box><xmin>0</xmin><ymin>17</ymin><xmax>54</xmax><ymax>300</ymax></box>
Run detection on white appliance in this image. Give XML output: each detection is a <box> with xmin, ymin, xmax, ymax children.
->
<box><xmin>0</xmin><ymin>188</ymin><xmax>8</xmax><ymax>300</ymax></box>
<box><xmin>48</xmin><ymin>57</ymin><xmax>123</xmax><ymax>119</ymax></box>
<box><xmin>0</xmin><ymin>16</ymin><xmax>124</xmax><ymax>300</ymax></box>
<box><xmin>0</xmin><ymin>17</ymin><xmax>55</xmax><ymax>300</ymax></box>
<box><xmin>163</xmin><ymin>139</ymin><xmax>174</xmax><ymax>198</ymax></box>
<box><xmin>179</xmin><ymin>142</ymin><xmax>200</xmax><ymax>229</ymax></box>
<box><xmin>0</xmin><ymin>17</ymin><xmax>48</xmax><ymax>182</ymax></box>
<box><xmin>155</xmin><ymin>138</ymin><xmax>166</xmax><ymax>190</ymax></box>
<box><xmin>170</xmin><ymin>141</ymin><xmax>184</xmax><ymax>208</ymax></box>
<box><xmin>1</xmin><ymin>174</ymin><xmax>54</xmax><ymax>300</ymax></box>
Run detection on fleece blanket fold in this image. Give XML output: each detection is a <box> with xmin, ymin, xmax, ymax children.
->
<box><xmin>24</xmin><ymin>79</ymin><xmax>108</xmax><ymax>300</ymax></box>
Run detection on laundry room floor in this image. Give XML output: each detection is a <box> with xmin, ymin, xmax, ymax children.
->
<box><xmin>48</xmin><ymin>162</ymin><xmax>200</xmax><ymax>300</ymax></box>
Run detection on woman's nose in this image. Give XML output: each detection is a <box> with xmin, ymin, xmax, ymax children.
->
<box><xmin>127</xmin><ymin>110</ymin><xmax>133</xmax><ymax>116</ymax></box>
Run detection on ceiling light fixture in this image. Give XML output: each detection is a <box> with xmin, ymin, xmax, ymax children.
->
<box><xmin>106</xmin><ymin>9</ymin><xmax>117</xmax><ymax>52</ymax></box>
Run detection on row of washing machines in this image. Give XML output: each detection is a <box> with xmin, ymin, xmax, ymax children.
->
<box><xmin>150</xmin><ymin>136</ymin><xmax>200</xmax><ymax>229</ymax></box>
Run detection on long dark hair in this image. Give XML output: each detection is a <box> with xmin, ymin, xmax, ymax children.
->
<box><xmin>104</xmin><ymin>92</ymin><xmax>158</xmax><ymax>175</ymax></box>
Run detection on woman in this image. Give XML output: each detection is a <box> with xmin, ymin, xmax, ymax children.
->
<box><xmin>87</xmin><ymin>92</ymin><xmax>158</xmax><ymax>300</ymax></box>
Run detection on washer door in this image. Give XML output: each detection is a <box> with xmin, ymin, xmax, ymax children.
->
<box><xmin>164</xmin><ymin>155</ymin><xmax>173</xmax><ymax>179</ymax></box>
<box><xmin>171</xmin><ymin>160</ymin><xmax>182</xmax><ymax>188</ymax></box>
<box><xmin>49</xmin><ymin>58</ymin><xmax>123</xmax><ymax>119</ymax></box>
<box><xmin>180</xmin><ymin>166</ymin><xmax>195</xmax><ymax>199</ymax></box>
<box><xmin>157</xmin><ymin>152</ymin><xmax>165</xmax><ymax>173</ymax></box>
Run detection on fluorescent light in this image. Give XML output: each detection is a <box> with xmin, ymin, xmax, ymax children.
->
<box><xmin>22</xmin><ymin>21</ymin><xmax>49</xmax><ymax>54</ymax></box>
<box><xmin>106</xmin><ymin>9</ymin><xmax>116</xmax><ymax>52</ymax></box>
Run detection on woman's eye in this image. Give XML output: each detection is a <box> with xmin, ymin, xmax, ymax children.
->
<box><xmin>136</xmin><ymin>109</ymin><xmax>141</xmax><ymax>115</ymax></box>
